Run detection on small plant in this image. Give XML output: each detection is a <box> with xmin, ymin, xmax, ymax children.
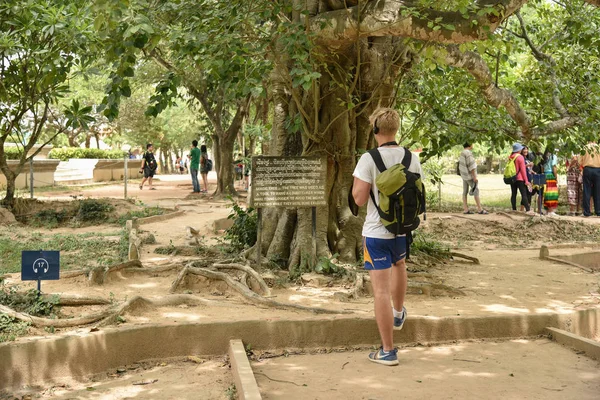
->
<box><xmin>0</xmin><ymin>285</ymin><xmax>60</xmax><ymax>317</ymax></box>
<box><xmin>112</xmin><ymin>206</ymin><xmax>164</xmax><ymax>226</ymax></box>
<box><xmin>0</xmin><ymin>313</ymin><xmax>30</xmax><ymax>343</ymax></box>
<box><xmin>314</xmin><ymin>253</ymin><xmax>344</xmax><ymax>276</ymax></box>
<box><xmin>224</xmin><ymin>197</ymin><xmax>257</xmax><ymax>251</ymax></box>
<box><xmin>225</xmin><ymin>384</ymin><xmax>238</xmax><ymax>400</ymax></box>
<box><xmin>77</xmin><ymin>199</ymin><xmax>114</xmax><ymax>222</ymax></box>
<box><xmin>154</xmin><ymin>240</ymin><xmax>176</xmax><ymax>255</ymax></box>
<box><xmin>31</xmin><ymin>209</ymin><xmax>70</xmax><ymax>228</ymax></box>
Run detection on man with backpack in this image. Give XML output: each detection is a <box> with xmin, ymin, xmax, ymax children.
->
<box><xmin>139</xmin><ymin>143</ymin><xmax>158</xmax><ymax>190</ymax></box>
<box><xmin>352</xmin><ymin>107</ymin><xmax>425</xmax><ymax>366</ymax></box>
<box><xmin>458</xmin><ymin>143</ymin><xmax>488</xmax><ymax>214</ymax></box>
<box><xmin>189</xmin><ymin>140</ymin><xmax>201</xmax><ymax>193</ymax></box>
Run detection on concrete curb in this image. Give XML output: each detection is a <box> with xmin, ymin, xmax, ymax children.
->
<box><xmin>134</xmin><ymin>210</ymin><xmax>186</xmax><ymax>225</ymax></box>
<box><xmin>1</xmin><ymin>308</ymin><xmax>598</xmax><ymax>389</ymax></box>
<box><xmin>229</xmin><ymin>340</ymin><xmax>262</xmax><ymax>400</ymax></box>
<box><xmin>546</xmin><ymin>327</ymin><xmax>600</xmax><ymax>360</ymax></box>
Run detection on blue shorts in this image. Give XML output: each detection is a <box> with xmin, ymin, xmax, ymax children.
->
<box><xmin>363</xmin><ymin>236</ymin><xmax>407</xmax><ymax>270</ymax></box>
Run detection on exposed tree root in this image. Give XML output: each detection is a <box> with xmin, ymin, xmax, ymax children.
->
<box><xmin>206</xmin><ymin>261</ymin><xmax>271</xmax><ymax>296</ymax></box>
<box><xmin>0</xmin><ymin>304</ymin><xmax>114</xmax><ymax>328</ymax></box>
<box><xmin>89</xmin><ymin>260</ymin><xmax>143</xmax><ymax>285</ymax></box>
<box><xmin>171</xmin><ymin>265</ymin><xmax>349</xmax><ymax>314</ymax></box>
<box><xmin>0</xmin><ymin>294</ymin><xmax>213</xmax><ymax>328</ymax></box>
<box><xmin>496</xmin><ymin>212</ymin><xmax>516</xmax><ymax>220</ymax></box>
<box><xmin>450</xmin><ymin>252</ymin><xmax>480</xmax><ymax>264</ymax></box>
<box><xmin>61</xmin><ymin>270</ymin><xmax>88</xmax><ymax>279</ymax></box>
<box><xmin>122</xmin><ymin>263</ymin><xmax>184</xmax><ymax>275</ymax></box>
<box><xmin>351</xmin><ymin>273</ymin><xmax>365</xmax><ymax>300</ymax></box>
<box><xmin>98</xmin><ymin>294</ymin><xmax>213</xmax><ymax>326</ymax></box>
<box><xmin>44</xmin><ymin>294</ymin><xmax>111</xmax><ymax>306</ymax></box>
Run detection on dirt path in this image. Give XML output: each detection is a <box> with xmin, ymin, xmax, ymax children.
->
<box><xmin>42</xmin><ymin>359</ymin><xmax>233</xmax><ymax>400</ymax></box>
<box><xmin>253</xmin><ymin>338</ymin><xmax>600</xmax><ymax>400</ymax></box>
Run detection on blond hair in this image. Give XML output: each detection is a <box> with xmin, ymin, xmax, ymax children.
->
<box><xmin>369</xmin><ymin>108</ymin><xmax>400</xmax><ymax>136</ymax></box>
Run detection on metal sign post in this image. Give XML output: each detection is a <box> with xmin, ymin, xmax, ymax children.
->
<box><xmin>124</xmin><ymin>156</ymin><xmax>128</xmax><ymax>200</ymax></box>
<box><xmin>29</xmin><ymin>158</ymin><xmax>34</xmax><ymax>199</ymax></box>
<box><xmin>21</xmin><ymin>251</ymin><xmax>60</xmax><ymax>295</ymax></box>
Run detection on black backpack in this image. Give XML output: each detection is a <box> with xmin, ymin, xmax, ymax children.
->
<box><xmin>367</xmin><ymin>148</ymin><xmax>426</xmax><ymax>236</ymax></box>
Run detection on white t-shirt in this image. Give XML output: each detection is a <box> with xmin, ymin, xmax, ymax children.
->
<box><xmin>352</xmin><ymin>147</ymin><xmax>424</xmax><ymax>239</ymax></box>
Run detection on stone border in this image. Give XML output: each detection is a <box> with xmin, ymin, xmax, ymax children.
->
<box><xmin>134</xmin><ymin>210</ymin><xmax>186</xmax><ymax>226</ymax></box>
<box><xmin>229</xmin><ymin>340</ymin><xmax>262</xmax><ymax>400</ymax></box>
<box><xmin>1</xmin><ymin>308</ymin><xmax>598</xmax><ymax>389</ymax></box>
<box><xmin>546</xmin><ymin>327</ymin><xmax>600</xmax><ymax>360</ymax></box>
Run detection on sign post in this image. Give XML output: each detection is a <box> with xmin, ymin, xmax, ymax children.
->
<box><xmin>21</xmin><ymin>251</ymin><xmax>60</xmax><ymax>295</ymax></box>
<box><xmin>250</xmin><ymin>156</ymin><xmax>327</xmax><ymax>267</ymax></box>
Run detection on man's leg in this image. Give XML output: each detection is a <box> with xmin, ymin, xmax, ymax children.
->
<box><xmin>462</xmin><ymin>180</ymin><xmax>469</xmax><ymax>212</ymax></box>
<box><xmin>391</xmin><ymin>259</ymin><xmax>407</xmax><ymax>316</ymax></box>
<box><xmin>368</xmin><ymin>268</ymin><xmax>394</xmax><ymax>351</ymax></box>
<box><xmin>592</xmin><ymin>168</ymin><xmax>600</xmax><ymax>215</ymax></box>
<box><xmin>582</xmin><ymin>168</ymin><xmax>592</xmax><ymax>216</ymax></box>
<box><xmin>148</xmin><ymin>176</ymin><xmax>153</xmax><ymax>189</ymax></box>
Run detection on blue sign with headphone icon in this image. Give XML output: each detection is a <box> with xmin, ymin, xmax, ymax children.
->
<box><xmin>21</xmin><ymin>251</ymin><xmax>60</xmax><ymax>281</ymax></box>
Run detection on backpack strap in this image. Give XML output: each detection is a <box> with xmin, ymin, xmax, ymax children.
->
<box><xmin>400</xmin><ymin>147</ymin><xmax>412</xmax><ymax>170</ymax></box>
<box><xmin>367</xmin><ymin>148</ymin><xmax>387</xmax><ymax>173</ymax></box>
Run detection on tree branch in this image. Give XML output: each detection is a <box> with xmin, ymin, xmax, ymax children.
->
<box><xmin>313</xmin><ymin>0</ymin><xmax>530</xmax><ymax>47</ymax></box>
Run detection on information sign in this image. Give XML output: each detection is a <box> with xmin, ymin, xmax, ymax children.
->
<box><xmin>21</xmin><ymin>251</ymin><xmax>60</xmax><ymax>281</ymax></box>
<box><xmin>250</xmin><ymin>156</ymin><xmax>327</xmax><ymax>208</ymax></box>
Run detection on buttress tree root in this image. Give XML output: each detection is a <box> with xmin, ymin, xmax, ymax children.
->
<box><xmin>170</xmin><ymin>262</ymin><xmax>349</xmax><ymax>315</ymax></box>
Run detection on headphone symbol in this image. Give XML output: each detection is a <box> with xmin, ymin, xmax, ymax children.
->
<box><xmin>33</xmin><ymin>258</ymin><xmax>49</xmax><ymax>274</ymax></box>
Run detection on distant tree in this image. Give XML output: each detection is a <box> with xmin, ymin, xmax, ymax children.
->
<box><xmin>0</xmin><ymin>0</ymin><xmax>95</xmax><ymax>207</ymax></box>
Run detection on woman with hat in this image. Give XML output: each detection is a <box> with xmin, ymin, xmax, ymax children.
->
<box><xmin>509</xmin><ymin>143</ymin><xmax>533</xmax><ymax>214</ymax></box>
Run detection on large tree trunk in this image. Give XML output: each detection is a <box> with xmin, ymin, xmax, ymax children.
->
<box><xmin>0</xmin><ymin>167</ymin><xmax>18</xmax><ymax>207</ymax></box>
<box><xmin>261</xmin><ymin>34</ymin><xmax>412</xmax><ymax>270</ymax></box>
<box><xmin>214</xmin><ymin>131</ymin><xmax>236</xmax><ymax>195</ymax></box>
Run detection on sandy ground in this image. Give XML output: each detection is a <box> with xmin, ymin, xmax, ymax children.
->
<box><xmin>3</xmin><ymin>175</ymin><xmax>599</xmax><ymax>331</ymax></box>
<box><xmin>2</xmin><ymin>174</ymin><xmax>600</xmax><ymax>398</ymax></box>
<box><xmin>39</xmin><ymin>359</ymin><xmax>233</xmax><ymax>400</ymax></box>
<box><xmin>253</xmin><ymin>338</ymin><xmax>600</xmax><ymax>400</ymax></box>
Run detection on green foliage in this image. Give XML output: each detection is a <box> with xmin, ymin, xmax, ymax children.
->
<box><xmin>2</xmin><ymin>147</ymin><xmax>23</xmax><ymax>160</ymax></box>
<box><xmin>224</xmin><ymin>198</ymin><xmax>257</xmax><ymax>251</ymax></box>
<box><xmin>314</xmin><ymin>253</ymin><xmax>345</xmax><ymax>276</ymax></box>
<box><xmin>77</xmin><ymin>199</ymin><xmax>114</xmax><ymax>222</ymax></box>
<box><xmin>411</xmin><ymin>231</ymin><xmax>451</xmax><ymax>259</ymax></box>
<box><xmin>112</xmin><ymin>206</ymin><xmax>164</xmax><ymax>226</ymax></box>
<box><xmin>31</xmin><ymin>209</ymin><xmax>70</xmax><ymax>229</ymax></box>
<box><xmin>0</xmin><ymin>230</ymin><xmax>125</xmax><ymax>274</ymax></box>
<box><xmin>0</xmin><ymin>286</ymin><xmax>60</xmax><ymax>317</ymax></box>
<box><xmin>48</xmin><ymin>148</ymin><xmax>126</xmax><ymax>161</ymax></box>
<box><xmin>0</xmin><ymin>314</ymin><xmax>29</xmax><ymax>343</ymax></box>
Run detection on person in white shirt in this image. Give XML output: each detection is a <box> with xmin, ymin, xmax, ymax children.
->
<box><xmin>352</xmin><ymin>107</ymin><xmax>423</xmax><ymax>366</ymax></box>
<box><xmin>458</xmin><ymin>143</ymin><xmax>488</xmax><ymax>214</ymax></box>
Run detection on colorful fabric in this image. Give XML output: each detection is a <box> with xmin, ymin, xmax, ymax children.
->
<box><xmin>566</xmin><ymin>159</ymin><xmax>582</xmax><ymax>207</ymax></box>
<box><xmin>544</xmin><ymin>173</ymin><xmax>559</xmax><ymax>209</ymax></box>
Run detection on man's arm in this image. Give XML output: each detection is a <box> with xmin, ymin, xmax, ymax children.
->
<box><xmin>140</xmin><ymin>154</ymin><xmax>146</xmax><ymax>171</ymax></box>
<box><xmin>352</xmin><ymin>177</ymin><xmax>371</xmax><ymax>207</ymax></box>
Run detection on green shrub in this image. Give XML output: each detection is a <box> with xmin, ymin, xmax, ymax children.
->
<box><xmin>2</xmin><ymin>146</ymin><xmax>23</xmax><ymax>160</ymax></box>
<box><xmin>48</xmin><ymin>147</ymin><xmax>126</xmax><ymax>161</ymax></box>
<box><xmin>224</xmin><ymin>199</ymin><xmax>257</xmax><ymax>250</ymax></box>
<box><xmin>0</xmin><ymin>314</ymin><xmax>30</xmax><ymax>343</ymax></box>
<box><xmin>31</xmin><ymin>209</ymin><xmax>70</xmax><ymax>228</ymax></box>
<box><xmin>0</xmin><ymin>286</ymin><xmax>60</xmax><ymax>317</ymax></box>
<box><xmin>77</xmin><ymin>199</ymin><xmax>114</xmax><ymax>222</ymax></box>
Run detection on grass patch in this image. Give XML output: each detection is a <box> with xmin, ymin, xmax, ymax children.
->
<box><xmin>112</xmin><ymin>206</ymin><xmax>164</xmax><ymax>226</ymax></box>
<box><xmin>0</xmin><ymin>229</ymin><xmax>125</xmax><ymax>274</ymax></box>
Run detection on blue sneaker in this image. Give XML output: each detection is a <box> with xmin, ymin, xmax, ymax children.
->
<box><xmin>368</xmin><ymin>347</ymin><xmax>399</xmax><ymax>366</ymax></box>
<box><xmin>394</xmin><ymin>306</ymin><xmax>407</xmax><ymax>330</ymax></box>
